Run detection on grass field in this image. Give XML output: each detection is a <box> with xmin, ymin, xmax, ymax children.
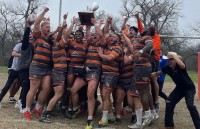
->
<box><xmin>0</xmin><ymin>66</ymin><xmax>199</xmax><ymax>129</ymax></box>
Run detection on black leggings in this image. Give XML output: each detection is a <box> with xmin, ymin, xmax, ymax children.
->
<box><xmin>157</xmin><ymin>80</ymin><xmax>168</xmax><ymax>100</ymax></box>
<box><xmin>18</xmin><ymin>69</ymin><xmax>30</xmax><ymax>109</ymax></box>
<box><xmin>165</xmin><ymin>88</ymin><xmax>200</xmax><ymax>129</ymax></box>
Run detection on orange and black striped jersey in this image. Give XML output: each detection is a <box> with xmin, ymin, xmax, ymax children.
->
<box><xmin>133</xmin><ymin>39</ymin><xmax>152</xmax><ymax>66</ymax></box>
<box><xmin>32</xmin><ymin>31</ymin><xmax>52</xmax><ymax>67</ymax></box>
<box><xmin>86</xmin><ymin>41</ymin><xmax>101</xmax><ymax>68</ymax></box>
<box><xmin>67</xmin><ymin>39</ymin><xmax>88</xmax><ymax>67</ymax></box>
<box><xmin>102</xmin><ymin>45</ymin><xmax>123</xmax><ymax>76</ymax></box>
<box><xmin>119</xmin><ymin>52</ymin><xmax>134</xmax><ymax>80</ymax></box>
<box><xmin>119</xmin><ymin>62</ymin><xmax>134</xmax><ymax>80</ymax></box>
<box><xmin>52</xmin><ymin>39</ymin><xmax>68</xmax><ymax>68</ymax></box>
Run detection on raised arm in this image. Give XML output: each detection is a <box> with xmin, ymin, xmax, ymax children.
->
<box><xmin>56</xmin><ymin>25</ymin><xmax>67</xmax><ymax>42</ymax></box>
<box><xmin>62</xmin><ymin>13</ymin><xmax>68</xmax><ymax>27</ymax></box>
<box><xmin>86</xmin><ymin>25</ymin><xmax>91</xmax><ymax>40</ymax></box>
<box><xmin>63</xmin><ymin>17</ymin><xmax>76</xmax><ymax>41</ymax></box>
<box><xmin>122</xmin><ymin>31</ymin><xmax>133</xmax><ymax>52</ymax></box>
<box><xmin>61</xmin><ymin>13</ymin><xmax>68</xmax><ymax>33</ymax></box>
<box><xmin>91</xmin><ymin>18</ymin><xmax>105</xmax><ymax>46</ymax></box>
<box><xmin>121</xmin><ymin>17</ymin><xmax>129</xmax><ymax>31</ymax></box>
<box><xmin>103</xmin><ymin>16</ymin><xmax>112</xmax><ymax>37</ymax></box>
<box><xmin>33</xmin><ymin>7</ymin><xmax>49</xmax><ymax>32</ymax></box>
<box><xmin>168</xmin><ymin>52</ymin><xmax>185</xmax><ymax>69</ymax></box>
<box><xmin>135</xmin><ymin>13</ymin><xmax>145</xmax><ymax>34</ymax></box>
<box><xmin>21</xmin><ymin>18</ymin><xmax>34</xmax><ymax>51</ymax></box>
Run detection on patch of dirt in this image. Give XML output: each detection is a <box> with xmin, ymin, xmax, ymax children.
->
<box><xmin>0</xmin><ymin>73</ymin><xmax>199</xmax><ymax>129</ymax></box>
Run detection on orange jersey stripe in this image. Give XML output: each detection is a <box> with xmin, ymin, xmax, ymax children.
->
<box><xmin>86</xmin><ymin>44</ymin><xmax>101</xmax><ymax>67</ymax></box>
<box><xmin>67</xmin><ymin>40</ymin><xmax>88</xmax><ymax>66</ymax></box>
<box><xmin>32</xmin><ymin>33</ymin><xmax>52</xmax><ymax>66</ymax></box>
<box><xmin>102</xmin><ymin>45</ymin><xmax>123</xmax><ymax>75</ymax></box>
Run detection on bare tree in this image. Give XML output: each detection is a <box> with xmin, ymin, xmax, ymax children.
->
<box><xmin>191</xmin><ymin>22</ymin><xmax>200</xmax><ymax>34</ymax></box>
<box><xmin>0</xmin><ymin>0</ymin><xmax>47</xmax><ymax>66</ymax></box>
<box><xmin>119</xmin><ymin>0</ymin><xmax>137</xmax><ymax>17</ymax></box>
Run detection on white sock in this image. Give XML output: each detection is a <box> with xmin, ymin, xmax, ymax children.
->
<box><xmin>35</xmin><ymin>103</ymin><xmax>42</xmax><ymax>110</ymax></box>
<box><xmin>136</xmin><ymin>108</ymin><xmax>143</xmax><ymax>126</ymax></box>
<box><xmin>102</xmin><ymin>111</ymin><xmax>108</xmax><ymax>121</ymax></box>
<box><xmin>25</xmin><ymin>107</ymin><xmax>31</xmax><ymax>112</ymax></box>
<box><xmin>88</xmin><ymin>116</ymin><xmax>93</xmax><ymax>120</ymax></box>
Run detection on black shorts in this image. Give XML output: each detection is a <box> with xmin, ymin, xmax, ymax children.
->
<box><xmin>52</xmin><ymin>68</ymin><xmax>67</xmax><ymax>86</ymax></box>
<box><xmin>151</xmin><ymin>60</ymin><xmax>159</xmax><ymax>72</ymax></box>
<box><xmin>29</xmin><ymin>63</ymin><xmax>51</xmax><ymax>79</ymax></box>
<box><xmin>133</xmin><ymin>65</ymin><xmax>152</xmax><ymax>84</ymax></box>
<box><xmin>117</xmin><ymin>79</ymin><xmax>132</xmax><ymax>91</ymax></box>
<box><xmin>117</xmin><ymin>79</ymin><xmax>140</xmax><ymax>97</ymax></box>
<box><xmin>100</xmin><ymin>74</ymin><xmax>118</xmax><ymax>90</ymax></box>
<box><xmin>85</xmin><ymin>67</ymin><xmax>101</xmax><ymax>81</ymax></box>
<box><xmin>67</xmin><ymin>65</ymin><xmax>86</xmax><ymax>78</ymax></box>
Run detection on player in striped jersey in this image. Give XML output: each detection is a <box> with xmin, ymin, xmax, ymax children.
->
<box><xmin>98</xmin><ymin>16</ymin><xmax>123</xmax><ymax>127</ymax></box>
<box><xmin>24</xmin><ymin>7</ymin><xmax>53</xmax><ymax>121</ymax></box>
<box><xmin>39</xmin><ymin>19</ymin><xmax>68</xmax><ymax>123</ymax></box>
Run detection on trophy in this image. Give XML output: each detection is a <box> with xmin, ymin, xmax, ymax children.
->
<box><xmin>78</xmin><ymin>2</ymin><xmax>99</xmax><ymax>25</ymax></box>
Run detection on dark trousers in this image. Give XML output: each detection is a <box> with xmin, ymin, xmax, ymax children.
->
<box><xmin>165</xmin><ymin>88</ymin><xmax>200</xmax><ymax>129</ymax></box>
<box><xmin>18</xmin><ymin>69</ymin><xmax>30</xmax><ymax>109</ymax></box>
<box><xmin>0</xmin><ymin>69</ymin><xmax>18</xmax><ymax>102</ymax></box>
<box><xmin>158</xmin><ymin>80</ymin><xmax>168</xmax><ymax>100</ymax></box>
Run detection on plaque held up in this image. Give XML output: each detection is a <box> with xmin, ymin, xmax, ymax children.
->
<box><xmin>78</xmin><ymin>2</ymin><xmax>99</xmax><ymax>26</ymax></box>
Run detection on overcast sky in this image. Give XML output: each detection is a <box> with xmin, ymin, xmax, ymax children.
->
<box><xmin>46</xmin><ymin>0</ymin><xmax>200</xmax><ymax>34</ymax></box>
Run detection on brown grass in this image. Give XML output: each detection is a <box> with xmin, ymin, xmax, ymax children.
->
<box><xmin>0</xmin><ymin>73</ymin><xmax>199</xmax><ymax>129</ymax></box>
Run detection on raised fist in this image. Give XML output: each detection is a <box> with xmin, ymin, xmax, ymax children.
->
<box><xmin>124</xmin><ymin>17</ymin><xmax>129</xmax><ymax>22</ymax></box>
<box><xmin>107</xmin><ymin>16</ymin><xmax>112</xmax><ymax>23</ymax></box>
<box><xmin>63</xmin><ymin>13</ymin><xmax>68</xmax><ymax>20</ymax></box>
<box><xmin>44</xmin><ymin>7</ymin><xmax>49</xmax><ymax>12</ymax></box>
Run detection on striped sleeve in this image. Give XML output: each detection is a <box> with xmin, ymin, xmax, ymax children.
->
<box><xmin>110</xmin><ymin>47</ymin><xmax>122</xmax><ymax>59</ymax></box>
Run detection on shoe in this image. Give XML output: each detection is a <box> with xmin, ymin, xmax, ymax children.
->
<box><xmin>32</xmin><ymin>108</ymin><xmax>43</xmax><ymax>119</ymax></box>
<box><xmin>24</xmin><ymin>111</ymin><xmax>32</xmax><ymax>121</ymax></box>
<box><xmin>98</xmin><ymin>119</ymin><xmax>108</xmax><ymax>127</ymax></box>
<box><xmin>155</xmin><ymin>103</ymin><xmax>160</xmax><ymax>112</ymax></box>
<box><xmin>85</xmin><ymin>120</ymin><xmax>93</xmax><ymax>129</ymax></box>
<box><xmin>114</xmin><ymin>118</ymin><xmax>121</xmax><ymax>125</ymax></box>
<box><xmin>39</xmin><ymin>110</ymin><xmax>52</xmax><ymax>123</ymax></box>
<box><xmin>65</xmin><ymin>109</ymin><xmax>73</xmax><ymax>119</ymax></box>
<box><xmin>108</xmin><ymin>114</ymin><xmax>116</xmax><ymax>122</ymax></box>
<box><xmin>142</xmin><ymin>114</ymin><xmax>154</xmax><ymax>128</ymax></box>
<box><xmin>20</xmin><ymin>108</ymin><xmax>25</xmax><ymax>114</ymax></box>
<box><xmin>131</xmin><ymin>114</ymin><xmax>137</xmax><ymax>124</ymax></box>
<box><xmin>72</xmin><ymin>108</ymin><xmax>81</xmax><ymax>119</ymax></box>
<box><xmin>39</xmin><ymin>115</ymin><xmax>52</xmax><ymax>123</ymax></box>
<box><xmin>8</xmin><ymin>97</ymin><xmax>16</xmax><ymax>103</ymax></box>
<box><xmin>15</xmin><ymin>100</ymin><xmax>21</xmax><ymax>109</ymax></box>
<box><xmin>153</xmin><ymin>112</ymin><xmax>159</xmax><ymax>121</ymax></box>
<box><xmin>128</xmin><ymin>123</ymin><xmax>142</xmax><ymax>129</ymax></box>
